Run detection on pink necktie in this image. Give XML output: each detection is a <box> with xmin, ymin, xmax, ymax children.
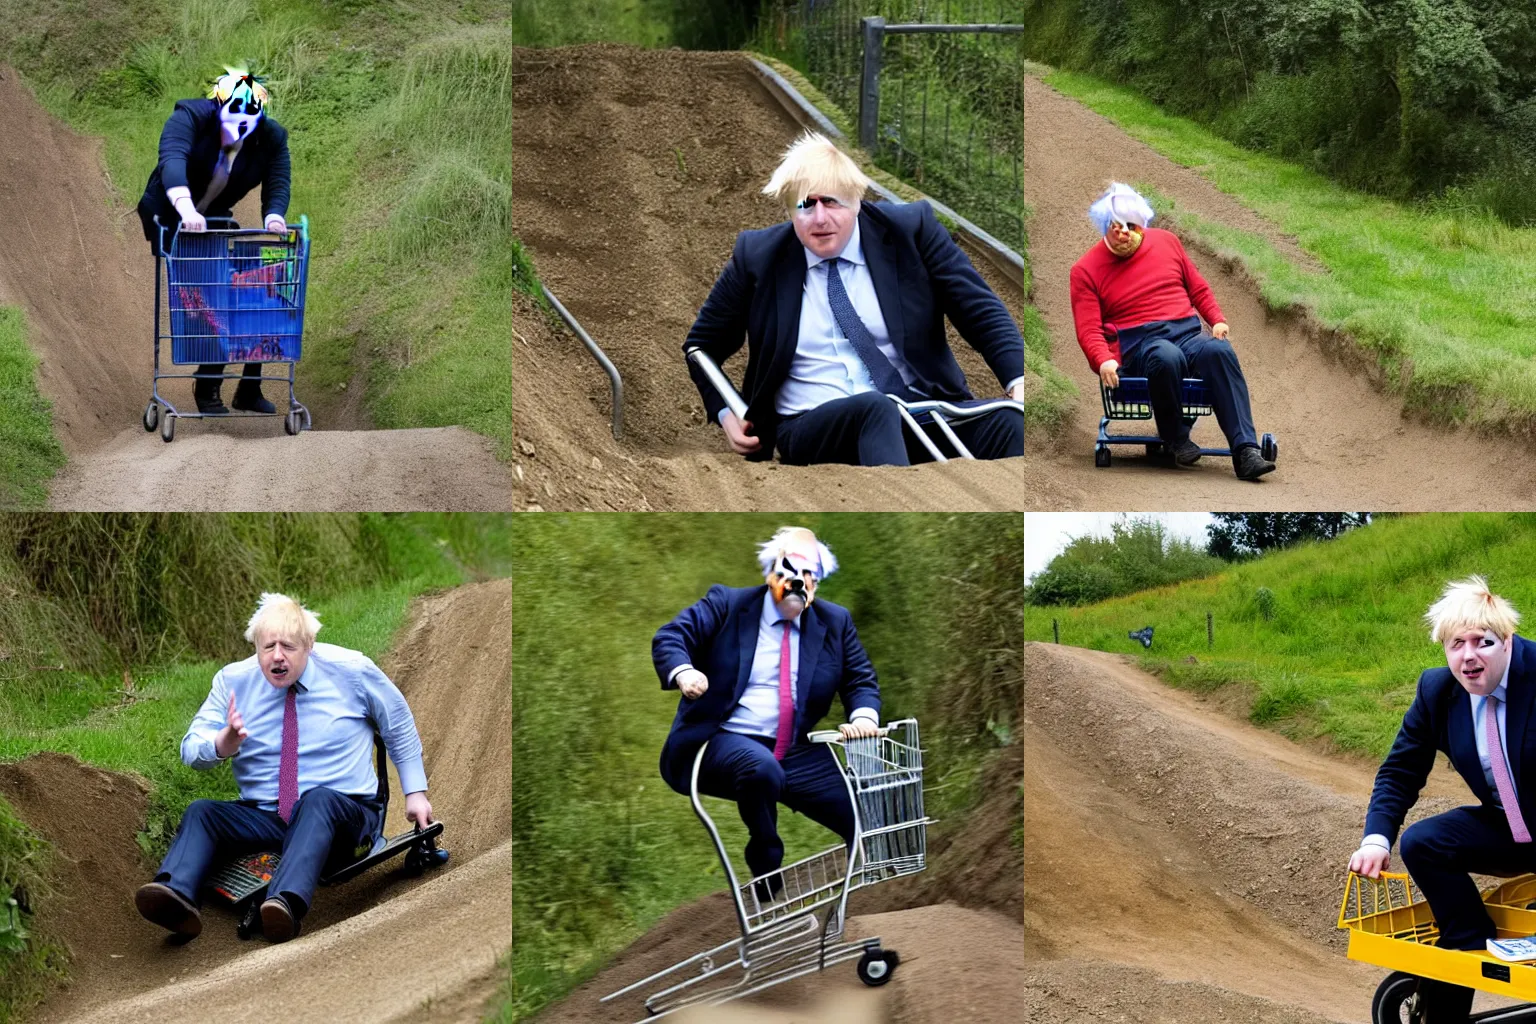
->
<box><xmin>277</xmin><ymin>686</ymin><xmax>299</xmax><ymax>823</ymax></box>
<box><xmin>1488</xmin><ymin>694</ymin><xmax>1531</xmax><ymax>843</ymax></box>
<box><xmin>773</xmin><ymin>622</ymin><xmax>793</xmax><ymax>761</ymax></box>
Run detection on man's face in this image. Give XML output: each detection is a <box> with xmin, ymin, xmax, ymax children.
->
<box><xmin>256</xmin><ymin>631</ymin><xmax>310</xmax><ymax>689</ymax></box>
<box><xmin>767</xmin><ymin>540</ymin><xmax>823</xmax><ymax>619</ymax></box>
<box><xmin>1443</xmin><ymin>628</ymin><xmax>1512</xmax><ymax>696</ymax></box>
<box><xmin>1105</xmin><ymin>221</ymin><xmax>1144</xmax><ymax>258</ymax></box>
<box><xmin>791</xmin><ymin>194</ymin><xmax>857</xmax><ymax>260</ymax></box>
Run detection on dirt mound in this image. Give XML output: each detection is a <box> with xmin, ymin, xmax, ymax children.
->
<box><xmin>10</xmin><ymin>579</ymin><xmax>511</xmax><ymax>1023</ymax></box>
<box><xmin>1022</xmin><ymin>73</ymin><xmax>1536</xmax><ymax>510</ymax></box>
<box><xmin>1022</xmin><ymin>642</ymin><xmax>1516</xmax><ymax>1022</ymax></box>
<box><xmin>512</xmin><ymin>44</ymin><xmax>1022</xmax><ymax>511</ymax></box>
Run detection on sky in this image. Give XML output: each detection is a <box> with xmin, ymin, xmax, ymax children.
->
<box><xmin>1025</xmin><ymin>513</ymin><xmax>1215</xmax><ymax>581</ymax></box>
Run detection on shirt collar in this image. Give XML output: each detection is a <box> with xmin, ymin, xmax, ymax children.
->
<box><xmin>761</xmin><ymin>590</ymin><xmax>800</xmax><ymax>629</ymax></box>
<box><xmin>804</xmin><ymin>219</ymin><xmax>863</xmax><ymax>270</ymax></box>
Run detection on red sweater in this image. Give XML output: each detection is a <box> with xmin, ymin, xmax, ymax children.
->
<box><xmin>1068</xmin><ymin>228</ymin><xmax>1225</xmax><ymax>371</ymax></box>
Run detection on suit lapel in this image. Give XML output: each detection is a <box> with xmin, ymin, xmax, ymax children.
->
<box><xmin>1509</xmin><ymin>636</ymin><xmax>1531</xmax><ymax>789</ymax></box>
<box><xmin>795</xmin><ymin>604</ymin><xmax>827</xmax><ymax>728</ymax></box>
<box><xmin>861</xmin><ymin>210</ymin><xmax>907</xmax><ymax>361</ymax></box>
<box><xmin>1448</xmin><ymin>689</ymin><xmax>1487</xmax><ymax>800</ymax></box>
<box><xmin>767</xmin><ymin>245</ymin><xmax>806</xmax><ymax>396</ymax></box>
<box><xmin>734</xmin><ymin>588</ymin><xmax>766</xmax><ymax>702</ymax></box>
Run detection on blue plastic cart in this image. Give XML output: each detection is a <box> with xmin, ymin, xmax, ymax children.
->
<box><xmin>1095</xmin><ymin>376</ymin><xmax>1277</xmax><ymax>469</ymax></box>
<box><xmin>143</xmin><ymin>215</ymin><xmax>312</xmax><ymax>442</ymax></box>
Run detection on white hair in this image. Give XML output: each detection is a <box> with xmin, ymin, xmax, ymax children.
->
<box><xmin>756</xmin><ymin>527</ymin><xmax>838</xmax><ymax>580</ymax></box>
<box><xmin>761</xmin><ymin>131</ymin><xmax>873</xmax><ymax>210</ymax></box>
<box><xmin>1089</xmin><ymin>182</ymin><xmax>1155</xmax><ymax>236</ymax></box>
<box><xmin>243</xmin><ymin>592</ymin><xmax>322</xmax><ymax>646</ymax></box>
<box><xmin>1425</xmin><ymin>575</ymin><xmax>1520</xmax><ymax>644</ymax></box>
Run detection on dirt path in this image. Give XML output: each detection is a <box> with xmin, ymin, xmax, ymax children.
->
<box><xmin>7</xmin><ymin>579</ymin><xmax>510</xmax><ymax>1024</ymax></box>
<box><xmin>1024</xmin><ymin>642</ymin><xmax>1518</xmax><ymax>1021</ymax></box>
<box><xmin>1021</xmin><ymin>73</ymin><xmax>1536</xmax><ymax>510</ymax></box>
<box><xmin>0</xmin><ymin>67</ymin><xmax>510</xmax><ymax>510</ymax></box>
<box><xmin>512</xmin><ymin>44</ymin><xmax>1023</xmax><ymax>511</ymax></box>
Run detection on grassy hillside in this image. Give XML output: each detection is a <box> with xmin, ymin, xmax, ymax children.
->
<box><xmin>1</xmin><ymin>0</ymin><xmax>511</xmax><ymax>454</ymax></box>
<box><xmin>512</xmin><ymin>513</ymin><xmax>1021</xmax><ymax>1021</ymax></box>
<box><xmin>0</xmin><ymin>512</ymin><xmax>511</xmax><ymax>1023</ymax></box>
<box><xmin>1025</xmin><ymin>513</ymin><xmax>1536</xmax><ymax>757</ymax></box>
<box><xmin>0</xmin><ymin>310</ymin><xmax>65</xmax><ymax>509</ymax></box>
<box><xmin>1034</xmin><ymin>66</ymin><xmax>1536</xmax><ymax>431</ymax></box>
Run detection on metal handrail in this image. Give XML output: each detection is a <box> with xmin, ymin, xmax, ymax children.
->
<box><xmin>542</xmin><ymin>284</ymin><xmax>623</xmax><ymax>439</ymax></box>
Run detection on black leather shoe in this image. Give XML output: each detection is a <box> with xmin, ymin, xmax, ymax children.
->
<box><xmin>1171</xmin><ymin>439</ymin><xmax>1202</xmax><ymax>466</ymax></box>
<box><xmin>135</xmin><ymin>882</ymin><xmax>202</xmax><ymax>937</ymax></box>
<box><xmin>260</xmin><ymin>895</ymin><xmax>300</xmax><ymax>943</ymax></box>
<box><xmin>231</xmin><ymin>386</ymin><xmax>276</xmax><ymax>415</ymax></box>
<box><xmin>194</xmin><ymin>391</ymin><xmax>229</xmax><ymax>415</ymax></box>
<box><xmin>1234</xmin><ymin>445</ymin><xmax>1276</xmax><ymax>481</ymax></box>
<box><xmin>751</xmin><ymin>874</ymin><xmax>785</xmax><ymax>905</ymax></box>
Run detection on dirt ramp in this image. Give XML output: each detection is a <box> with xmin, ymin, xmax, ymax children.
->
<box><xmin>1024</xmin><ymin>959</ymin><xmax>1336</xmax><ymax>1023</ymax></box>
<box><xmin>47</xmin><ymin>426</ymin><xmax>511</xmax><ymax>511</ymax></box>
<box><xmin>1023</xmin><ymin>72</ymin><xmax>1536</xmax><ymax>510</ymax></box>
<box><xmin>0</xmin><ymin>68</ymin><xmax>149</xmax><ymax>453</ymax></box>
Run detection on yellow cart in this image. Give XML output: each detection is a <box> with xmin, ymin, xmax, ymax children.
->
<box><xmin>1339</xmin><ymin>870</ymin><xmax>1536</xmax><ymax>1022</ymax></box>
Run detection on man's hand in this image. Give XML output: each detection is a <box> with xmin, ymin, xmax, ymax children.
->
<box><xmin>676</xmin><ymin>669</ymin><xmax>709</xmax><ymax>700</ymax></box>
<box><xmin>264</xmin><ymin>214</ymin><xmax>287</xmax><ymax>234</ymax></box>
<box><xmin>1211</xmin><ymin>322</ymin><xmax>1231</xmax><ymax>340</ymax></box>
<box><xmin>1008</xmin><ymin>381</ymin><xmax>1023</xmax><ymax>403</ymax></box>
<box><xmin>838</xmin><ymin>720</ymin><xmax>880</xmax><ymax>740</ymax></box>
<box><xmin>721</xmin><ymin>412</ymin><xmax>761</xmax><ymax>455</ymax></box>
<box><xmin>1098</xmin><ymin>359</ymin><xmax>1120</xmax><ymax>389</ymax></box>
<box><xmin>1348</xmin><ymin>844</ymin><xmax>1392</xmax><ymax>879</ymax></box>
<box><xmin>215</xmin><ymin>692</ymin><xmax>249</xmax><ymax>758</ymax></box>
<box><xmin>404</xmin><ymin>791</ymin><xmax>434</xmax><ymax>828</ymax></box>
<box><xmin>174</xmin><ymin>197</ymin><xmax>207</xmax><ymax>233</ymax></box>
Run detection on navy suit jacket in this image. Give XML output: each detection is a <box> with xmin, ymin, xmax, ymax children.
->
<box><xmin>1365</xmin><ymin>635</ymin><xmax>1536</xmax><ymax>845</ymax></box>
<box><xmin>651</xmin><ymin>584</ymin><xmax>881</xmax><ymax>793</ymax></box>
<box><xmin>684</xmin><ymin>200</ymin><xmax>1024</xmax><ymax>461</ymax></box>
<box><xmin>136</xmin><ymin>99</ymin><xmax>292</xmax><ymax>247</ymax></box>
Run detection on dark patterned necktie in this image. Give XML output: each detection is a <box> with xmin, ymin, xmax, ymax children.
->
<box><xmin>278</xmin><ymin>686</ymin><xmax>299</xmax><ymax>823</ymax></box>
<box><xmin>825</xmin><ymin>258</ymin><xmax>910</xmax><ymax>398</ymax></box>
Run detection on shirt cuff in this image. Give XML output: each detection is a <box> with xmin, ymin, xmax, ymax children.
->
<box><xmin>396</xmin><ymin>758</ymin><xmax>428</xmax><ymax>797</ymax></box>
<box><xmin>668</xmin><ymin>663</ymin><xmax>694</xmax><ymax>685</ymax></box>
<box><xmin>166</xmin><ymin>186</ymin><xmax>192</xmax><ymax>205</ymax></box>
<box><xmin>850</xmin><ymin>708</ymin><xmax>879</xmax><ymax>726</ymax></box>
<box><xmin>1361</xmin><ymin>833</ymin><xmax>1391</xmax><ymax>852</ymax></box>
<box><xmin>716</xmin><ymin>408</ymin><xmax>730</xmax><ymax>426</ymax></box>
<box><xmin>1005</xmin><ymin>375</ymin><xmax>1023</xmax><ymax>394</ymax></box>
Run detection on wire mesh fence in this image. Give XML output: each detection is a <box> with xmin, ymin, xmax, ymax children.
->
<box><xmin>759</xmin><ymin>0</ymin><xmax>1024</xmax><ymax>252</ymax></box>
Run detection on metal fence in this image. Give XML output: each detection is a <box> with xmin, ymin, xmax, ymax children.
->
<box><xmin>760</xmin><ymin>0</ymin><xmax>1024</xmax><ymax>252</ymax></box>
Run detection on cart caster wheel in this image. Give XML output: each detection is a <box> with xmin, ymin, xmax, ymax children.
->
<box><xmin>857</xmin><ymin>948</ymin><xmax>899</xmax><ymax>987</ymax></box>
<box><xmin>403</xmin><ymin>847</ymin><xmax>426</xmax><ymax>877</ymax></box>
<box><xmin>142</xmin><ymin>403</ymin><xmax>159</xmax><ymax>432</ymax></box>
<box><xmin>1261</xmin><ymin>432</ymin><xmax>1278</xmax><ymax>463</ymax></box>
<box><xmin>1094</xmin><ymin>446</ymin><xmax>1111</xmax><ymax>468</ymax></box>
<box><xmin>160</xmin><ymin>414</ymin><xmax>175</xmax><ymax>444</ymax></box>
<box><xmin>284</xmin><ymin>410</ymin><xmax>300</xmax><ymax>436</ymax></box>
<box><xmin>1145</xmin><ymin>442</ymin><xmax>1163</xmax><ymax>456</ymax></box>
<box><xmin>1371</xmin><ymin>971</ymin><xmax>1423</xmax><ymax>1024</ymax></box>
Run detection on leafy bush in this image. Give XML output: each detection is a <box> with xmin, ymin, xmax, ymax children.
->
<box><xmin>1027</xmin><ymin>517</ymin><xmax>1225</xmax><ymax>606</ymax></box>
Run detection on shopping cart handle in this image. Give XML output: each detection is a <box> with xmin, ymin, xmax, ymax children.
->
<box><xmin>808</xmin><ymin>727</ymin><xmax>888</xmax><ymax>744</ymax></box>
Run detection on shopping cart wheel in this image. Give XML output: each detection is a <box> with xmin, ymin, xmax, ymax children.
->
<box><xmin>1371</xmin><ymin>971</ymin><xmax>1422</xmax><ymax>1024</ymax></box>
<box><xmin>1261</xmin><ymin>432</ymin><xmax>1278</xmax><ymax>463</ymax></box>
<box><xmin>284</xmin><ymin>410</ymin><xmax>300</xmax><ymax>436</ymax></box>
<box><xmin>142</xmin><ymin>402</ymin><xmax>159</xmax><ymax>432</ymax></box>
<box><xmin>160</xmin><ymin>413</ymin><xmax>175</xmax><ymax>444</ymax></box>
<box><xmin>856</xmin><ymin>948</ymin><xmax>899</xmax><ymax>987</ymax></box>
<box><xmin>1094</xmin><ymin>446</ymin><xmax>1111</xmax><ymax>468</ymax></box>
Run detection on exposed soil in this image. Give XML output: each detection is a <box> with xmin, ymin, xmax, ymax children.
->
<box><xmin>512</xmin><ymin>44</ymin><xmax>1023</xmax><ymax>511</ymax></box>
<box><xmin>1022</xmin><ymin>73</ymin><xmax>1536</xmax><ymax>510</ymax></box>
<box><xmin>1024</xmin><ymin>642</ymin><xmax>1519</xmax><ymax>1021</ymax></box>
<box><xmin>6</xmin><ymin>579</ymin><xmax>510</xmax><ymax>1023</ymax></box>
<box><xmin>0</xmin><ymin>66</ymin><xmax>510</xmax><ymax>510</ymax></box>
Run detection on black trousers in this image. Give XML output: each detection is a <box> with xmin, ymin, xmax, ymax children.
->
<box><xmin>774</xmin><ymin>392</ymin><xmax>1023</xmax><ymax>467</ymax></box>
<box><xmin>1118</xmin><ymin>316</ymin><xmax>1258</xmax><ymax>450</ymax></box>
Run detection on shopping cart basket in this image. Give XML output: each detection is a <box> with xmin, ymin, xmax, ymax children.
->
<box><xmin>143</xmin><ymin>215</ymin><xmax>313</xmax><ymax>442</ymax></box>
<box><xmin>602</xmin><ymin>718</ymin><xmax>930</xmax><ymax>1020</ymax></box>
<box><xmin>1095</xmin><ymin>376</ymin><xmax>1276</xmax><ymax>468</ymax></box>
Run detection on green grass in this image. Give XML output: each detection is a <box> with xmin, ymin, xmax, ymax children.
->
<box><xmin>2</xmin><ymin>0</ymin><xmax>510</xmax><ymax>456</ymax></box>
<box><xmin>1038</xmin><ymin>66</ymin><xmax>1536</xmax><ymax>429</ymax></box>
<box><xmin>512</xmin><ymin>514</ymin><xmax>1019</xmax><ymax>1021</ymax></box>
<box><xmin>1025</xmin><ymin>513</ymin><xmax>1536</xmax><ymax>758</ymax></box>
<box><xmin>510</xmin><ymin>0</ymin><xmax>673</xmax><ymax>47</ymax></box>
<box><xmin>0</xmin><ymin>310</ymin><xmax>66</xmax><ymax>509</ymax></box>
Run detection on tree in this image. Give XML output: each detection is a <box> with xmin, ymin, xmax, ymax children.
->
<box><xmin>1206</xmin><ymin>513</ymin><xmax>1372</xmax><ymax>560</ymax></box>
<box><xmin>1027</xmin><ymin>517</ymin><xmax>1225</xmax><ymax>605</ymax></box>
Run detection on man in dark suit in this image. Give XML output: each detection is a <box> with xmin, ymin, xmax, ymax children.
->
<box><xmin>137</xmin><ymin>67</ymin><xmax>292</xmax><ymax>416</ymax></box>
<box><xmin>683</xmin><ymin>131</ymin><xmax>1023</xmax><ymax>467</ymax></box>
<box><xmin>1350</xmin><ymin>576</ymin><xmax>1535</xmax><ymax>1022</ymax></box>
<box><xmin>652</xmin><ymin>527</ymin><xmax>880</xmax><ymax>893</ymax></box>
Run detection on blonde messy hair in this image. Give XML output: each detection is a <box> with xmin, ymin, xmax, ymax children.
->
<box><xmin>757</xmin><ymin>526</ymin><xmax>838</xmax><ymax>580</ymax></box>
<box><xmin>244</xmin><ymin>592</ymin><xmax>322</xmax><ymax>647</ymax></box>
<box><xmin>1425</xmin><ymin>575</ymin><xmax>1521</xmax><ymax>644</ymax></box>
<box><xmin>761</xmin><ymin>132</ymin><xmax>873</xmax><ymax>210</ymax></box>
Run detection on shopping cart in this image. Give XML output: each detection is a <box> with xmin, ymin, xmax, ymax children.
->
<box><xmin>143</xmin><ymin>216</ymin><xmax>313</xmax><ymax>442</ymax></box>
<box><xmin>1338</xmin><ymin>870</ymin><xmax>1536</xmax><ymax>1022</ymax></box>
<box><xmin>602</xmin><ymin>718</ymin><xmax>930</xmax><ymax>1020</ymax></box>
<box><xmin>1095</xmin><ymin>376</ymin><xmax>1277</xmax><ymax>468</ymax></box>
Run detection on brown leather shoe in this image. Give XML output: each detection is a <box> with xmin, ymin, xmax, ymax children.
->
<box><xmin>260</xmin><ymin>896</ymin><xmax>300</xmax><ymax>943</ymax></box>
<box><xmin>135</xmin><ymin>882</ymin><xmax>202</xmax><ymax>937</ymax></box>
